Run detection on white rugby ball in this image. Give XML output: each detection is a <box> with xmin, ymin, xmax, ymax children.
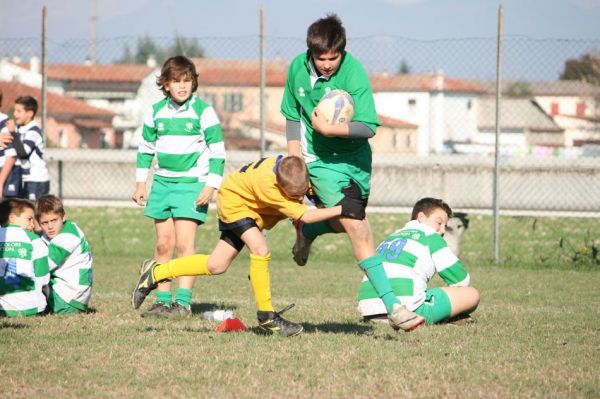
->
<box><xmin>315</xmin><ymin>89</ymin><xmax>355</xmax><ymax>124</ymax></box>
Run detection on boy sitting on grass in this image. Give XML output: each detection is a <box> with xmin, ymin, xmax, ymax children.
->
<box><xmin>358</xmin><ymin>197</ymin><xmax>480</xmax><ymax>325</ymax></box>
<box><xmin>0</xmin><ymin>198</ymin><xmax>49</xmax><ymax>317</ymax></box>
<box><xmin>36</xmin><ymin>195</ymin><xmax>93</xmax><ymax>314</ymax></box>
<box><xmin>132</xmin><ymin>155</ymin><xmax>368</xmax><ymax>336</ymax></box>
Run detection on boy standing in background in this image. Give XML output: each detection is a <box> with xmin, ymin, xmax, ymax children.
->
<box><xmin>132</xmin><ymin>55</ymin><xmax>226</xmax><ymax>317</ymax></box>
<box><xmin>2</xmin><ymin>96</ymin><xmax>50</xmax><ymax>201</ymax></box>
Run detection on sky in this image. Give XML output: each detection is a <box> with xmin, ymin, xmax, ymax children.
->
<box><xmin>1</xmin><ymin>0</ymin><xmax>599</xmax><ymax>41</ymax></box>
<box><xmin>0</xmin><ymin>0</ymin><xmax>599</xmax><ymax>80</ymax></box>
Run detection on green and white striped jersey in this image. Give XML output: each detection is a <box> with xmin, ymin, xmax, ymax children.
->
<box><xmin>358</xmin><ymin>220</ymin><xmax>470</xmax><ymax>316</ymax></box>
<box><xmin>0</xmin><ymin>225</ymin><xmax>49</xmax><ymax>316</ymax></box>
<box><xmin>45</xmin><ymin>220</ymin><xmax>92</xmax><ymax>310</ymax></box>
<box><xmin>136</xmin><ymin>94</ymin><xmax>226</xmax><ymax>187</ymax></box>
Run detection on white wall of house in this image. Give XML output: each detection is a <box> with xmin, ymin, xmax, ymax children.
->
<box><xmin>125</xmin><ymin>70</ymin><xmax>162</xmax><ymax>148</ymax></box>
<box><xmin>374</xmin><ymin>91</ymin><xmax>431</xmax><ymax>155</ymax></box>
<box><xmin>534</xmin><ymin>95</ymin><xmax>595</xmax><ymax>117</ymax></box>
<box><xmin>443</xmin><ymin>93</ymin><xmax>479</xmax><ymax>144</ymax></box>
<box><xmin>0</xmin><ymin>59</ymin><xmax>41</xmax><ymax>87</ymax></box>
<box><xmin>554</xmin><ymin>114</ymin><xmax>600</xmax><ymax>146</ymax></box>
<box><xmin>475</xmin><ymin>129</ymin><xmax>527</xmax><ymax>148</ymax></box>
<box><xmin>374</xmin><ymin>90</ymin><xmax>481</xmax><ymax>155</ymax></box>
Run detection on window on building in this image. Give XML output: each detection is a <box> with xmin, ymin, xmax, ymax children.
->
<box><xmin>223</xmin><ymin>93</ymin><xmax>243</xmax><ymax>112</ymax></box>
<box><xmin>406</xmin><ymin>133</ymin><xmax>412</xmax><ymax>149</ymax></box>
<box><xmin>467</xmin><ymin>99</ymin><xmax>472</xmax><ymax>110</ymax></box>
<box><xmin>198</xmin><ymin>91</ymin><xmax>217</xmax><ymax>107</ymax></box>
<box><xmin>550</xmin><ymin>102</ymin><xmax>559</xmax><ymax>116</ymax></box>
<box><xmin>408</xmin><ymin>98</ymin><xmax>417</xmax><ymax>117</ymax></box>
<box><xmin>576</xmin><ymin>102</ymin><xmax>585</xmax><ymax>117</ymax></box>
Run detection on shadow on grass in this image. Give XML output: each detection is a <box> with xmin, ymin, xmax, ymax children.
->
<box><xmin>0</xmin><ymin>320</ymin><xmax>28</xmax><ymax>329</ymax></box>
<box><xmin>290</xmin><ymin>321</ymin><xmax>372</xmax><ymax>335</ymax></box>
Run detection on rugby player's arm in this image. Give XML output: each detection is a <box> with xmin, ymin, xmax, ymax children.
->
<box><xmin>311</xmin><ymin>109</ymin><xmax>374</xmax><ymax>138</ymax></box>
<box><xmin>298</xmin><ymin>205</ymin><xmax>342</xmax><ymax>224</ymax></box>
<box><xmin>286</xmin><ymin>119</ymin><xmax>302</xmax><ymax>157</ymax></box>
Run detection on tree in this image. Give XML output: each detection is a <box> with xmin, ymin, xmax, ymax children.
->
<box><xmin>171</xmin><ymin>35</ymin><xmax>204</xmax><ymax>59</ymax></box>
<box><xmin>505</xmin><ymin>80</ymin><xmax>532</xmax><ymax>97</ymax></box>
<box><xmin>115</xmin><ymin>35</ymin><xmax>204</xmax><ymax>65</ymax></box>
<box><xmin>560</xmin><ymin>52</ymin><xmax>600</xmax><ymax>86</ymax></box>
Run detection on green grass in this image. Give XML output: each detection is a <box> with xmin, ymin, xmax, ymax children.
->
<box><xmin>1</xmin><ymin>207</ymin><xmax>598</xmax><ymax>398</ymax></box>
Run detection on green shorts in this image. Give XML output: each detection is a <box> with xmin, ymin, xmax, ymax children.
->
<box><xmin>48</xmin><ymin>289</ymin><xmax>86</xmax><ymax>315</ymax></box>
<box><xmin>307</xmin><ymin>145</ymin><xmax>372</xmax><ymax>208</ymax></box>
<box><xmin>414</xmin><ymin>287</ymin><xmax>452</xmax><ymax>324</ymax></box>
<box><xmin>144</xmin><ymin>178</ymin><xmax>207</xmax><ymax>223</ymax></box>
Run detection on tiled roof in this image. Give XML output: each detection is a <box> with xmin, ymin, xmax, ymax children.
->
<box><xmin>371</xmin><ymin>73</ymin><xmax>485</xmax><ymax>93</ymax></box>
<box><xmin>477</xmin><ymin>97</ymin><xmax>563</xmax><ymax>132</ymax></box>
<box><xmin>0</xmin><ymin>81</ymin><xmax>114</xmax><ymax>119</ymax></box>
<box><xmin>192</xmin><ymin>58</ymin><xmax>289</xmax><ymax>86</ymax></box>
<box><xmin>46</xmin><ymin>64</ymin><xmax>154</xmax><ymax>83</ymax></box>
<box><xmin>469</xmin><ymin>79</ymin><xmax>600</xmax><ymax>97</ymax></box>
<box><xmin>378</xmin><ymin>114</ymin><xmax>418</xmax><ymax>128</ymax></box>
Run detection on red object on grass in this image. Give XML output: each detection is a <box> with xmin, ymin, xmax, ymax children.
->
<box><xmin>215</xmin><ymin>317</ymin><xmax>248</xmax><ymax>332</ymax></box>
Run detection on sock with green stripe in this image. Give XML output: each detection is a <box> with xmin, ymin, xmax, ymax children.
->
<box><xmin>358</xmin><ymin>255</ymin><xmax>398</xmax><ymax>315</ymax></box>
<box><xmin>175</xmin><ymin>288</ymin><xmax>192</xmax><ymax>309</ymax></box>
<box><xmin>155</xmin><ymin>290</ymin><xmax>172</xmax><ymax>307</ymax></box>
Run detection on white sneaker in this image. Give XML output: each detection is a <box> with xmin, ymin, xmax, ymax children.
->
<box><xmin>292</xmin><ymin>220</ymin><xmax>313</xmax><ymax>266</ymax></box>
<box><xmin>388</xmin><ymin>303</ymin><xmax>425</xmax><ymax>332</ymax></box>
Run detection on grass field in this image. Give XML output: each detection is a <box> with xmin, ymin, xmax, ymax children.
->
<box><xmin>1</xmin><ymin>207</ymin><xmax>599</xmax><ymax>398</ymax></box>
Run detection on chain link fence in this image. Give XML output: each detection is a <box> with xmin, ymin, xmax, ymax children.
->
<box><xmin>1</xmin><ymin>28</ymin><xmax>599</xmax><ymax>258</ymax></box>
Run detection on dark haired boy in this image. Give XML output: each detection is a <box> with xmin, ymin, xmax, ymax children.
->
<box><xmin>0</xmin><ymin>95</ymin><xmax>49</xmax><ymax>200</ymax></box>
<box><xmin>358</xmin><ymin>198</ymin><xmax>480</xmax><ymax>325</ymax></box>
<box><xmin>281</xmin><ymin>14</ymin><xmax>423</xmax><ymax>331</ymax></box>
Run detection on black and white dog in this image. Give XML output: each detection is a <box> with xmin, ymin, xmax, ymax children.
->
<box><xmin>443</xmin><ymin>212</ymin><xmax>469</xmax><ymax>259</ymax></box>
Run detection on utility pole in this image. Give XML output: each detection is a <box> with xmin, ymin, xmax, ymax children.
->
<box><xmin>90</xmin><ymin>0</ymin><xmax>97</xmax><ymax>64</ymax></box>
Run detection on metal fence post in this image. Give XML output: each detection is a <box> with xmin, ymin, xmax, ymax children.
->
<box><xmin>41</xmin><ymin>6</ymin><xmax>47</xmax><ymax>141</ymax></box>
<box><xmin>259</xmin><ymin>5</ymin><xmax>266</xmax><ymax>158</ymax></box>
<box><xmin>493</xmin><ymin>4</ymin><xmax>504</xmax><ymax>263</ymax></box>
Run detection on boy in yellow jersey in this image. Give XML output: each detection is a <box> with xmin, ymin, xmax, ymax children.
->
<box><xmin>132</xmin><ymin>155</ymin><xmax>365</xmax><ymax>336</ymax></box>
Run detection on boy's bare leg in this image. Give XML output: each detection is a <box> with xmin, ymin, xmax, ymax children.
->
<box><xmin>440</xmin><ymin>286</ymin><xmax>480</xmax><ymax>319</ymax></box>
<box><xmin>173</xmin><ymin>218</ymin><xmax>199</xmax><ymax>290</ymax></box>
<box><xmin>339</xmin><ymin>216</ymin><xmax>424</xmax><ymax>332</ymax></box>
<box><xmin>132</xmin><ymin>240</ymin><xmax>240</xmax><ymax>310</ymax></box>
<box><xmin>150</xmin><ymin>218</ymin><xmax>175</xmax><ymax>313</ymax></box>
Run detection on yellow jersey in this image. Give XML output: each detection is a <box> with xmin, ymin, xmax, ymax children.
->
<box><xmin>217</xmin><ymin>156</ymin><xmax>307</xmax><ymax>230</ymax></box>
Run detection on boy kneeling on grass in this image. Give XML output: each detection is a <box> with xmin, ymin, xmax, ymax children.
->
<box><xmin>358</xmin><ymin>197</ymin><xmax>480</xmax><ymax>325</ymax></box>
<box><xmin>36</xmin><ymin>195</ymin><xmax>93</xmax><ymax>314</ymax></box>
<box><xmin>0</xmin><ymin>198</ymin><xmax>49</xmax><ymax>317</ymax></box>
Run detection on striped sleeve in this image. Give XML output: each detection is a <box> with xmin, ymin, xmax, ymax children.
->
<box><xmin>30</xmin><ymin>234</ymin><xmax>49</xmax><ymax>286</ymax></box>
<box><xmin>136</xmin><ymin>108</ymin><xmax>157</xmax><ymax>182</ymax></box>
<box><xmin>47</xmin><ymin>233</ymin><xmax>76</xmax><ymax>272</ymax></box>
<box><xmin>200</xmin><ymin>106</ymin><xmax>226</xmax><ymax>189</ymax></box>
<box><xmin>428</xmin><ymin>233</ymin><xmax>470</xmax><ymax>286</ymax></box>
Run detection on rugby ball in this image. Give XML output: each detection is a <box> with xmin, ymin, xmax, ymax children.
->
<box><xmin>315</xmin><ymin>89</ymin><xmax>355</xmax><ymax>124</ymax></box>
